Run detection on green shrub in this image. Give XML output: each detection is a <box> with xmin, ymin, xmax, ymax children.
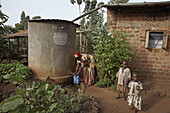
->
<box><xmin>0</xmin><ymin>81</ymin><xmax>93</xmax><ymax>113</ymax></box>
<box><xmin>0</xmin><ymin>63</ymin><xmax>33</xmax><ymax>82</ymax></box>
<box><xmin>92</xmin><ymin>24</ymin><xmax>133</xmax><ymax>88</ymax></box>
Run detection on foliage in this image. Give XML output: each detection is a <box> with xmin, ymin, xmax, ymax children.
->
<box><xmin>108</xmin><ymin>0</ymin><xmax>129</xmax><ymax>4</ymax></box>
<box><xmin>92</xmin><ymin>24</ymin><xmax>133</xmax><ymax>87</ymax></box>
<box><xmin>0</xmin><ymin>11</ymin><xmax>8</xmax><ymax>26</ymax></box>
<box><xmin>15</xmin><ymin>11</ymin><xmax>30</xmax><ymax>30</ymax></box>
<box><xmin>83</xmin><ymin>0</ymin><xmax>97</xmax><ymax>13</ymax></box>
<box><xmin>0</xmin><ymin>63</ymin><xmax>33</xmax><ymax>82</ymax></box>
<box><xmin>70</xmin><ymin>0</ymin><xmax>100</xmax><ymax>21</ymax></box>
<box><xmin>0</xmin><ymin>11</ymin><xmax>9</xmax><ymax>54</ymax></box>
<box><xmin>0</xmin><ymin>81</ymin><xmax>93</xmax><ymax>113</ymax></box>
<box><xmin>0</xmin><ymin>25</ymin><xmax>18</xmax><ymax>55</ymax></box>
<box><xmin>81</xmin><ymin>7</ymin><xmax>104</xmax><ymax>53</ymax></box>
<box><xmin>32</xmin><ymin>16</ymin><xmax>41</xmax><ymax>20</ymax></box>
<box><xmin>0</xmin><ymin>36</ymin><xmax>8</xmax><ymax>53</ymax></box>
<box><xmin>15</xmin><ymin>11</ymin><xmax>42</xmax><ymax>30</ymax></box>
<box><xmin>4</xmin><ymin>25</ymin><xmax>18</xmax><ymax>34</ymax></box>
<box><xmin>70</xmin><ymin>0</ymin><xmax>83</xmax><ymax>15</ymax></box>
<box><xmin>75</xmin><ymin>0</ymin><xmax>105</xmax><ymax>53</ymax></box>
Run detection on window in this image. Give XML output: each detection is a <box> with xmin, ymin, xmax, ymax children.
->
<box><xmin>148</xmin><ymin>32</ymin><xmax>163</xmax><ymax>48</ymax></box>
<box><xmin>145</xmin><ymin>31</ymin><xmax>168</xmax><ymax>49</ymax></box>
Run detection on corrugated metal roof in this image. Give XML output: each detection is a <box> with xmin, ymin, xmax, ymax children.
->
<box><xmin>4</xmin><ymin>19</ymin><xmax>79</xmax><ymax>39</ymax></box>
<box><xmin>29</xmin><ymin>19</ymin><xmax>79</xmax><ymax>27</ymax></box>
<box><xmin>4</xmin><ymin>29</ymin><xmax>28</xmax><ymax>38</ymax></box>
<box><xmin>72</xmin><ymin>1</ymin><xmax>170</xmax><ymax>22</ymax></box>
<box><xmin>103</xmin><ymin>1</ymin><xmax>170</xmax><ymax>7</ymax></box>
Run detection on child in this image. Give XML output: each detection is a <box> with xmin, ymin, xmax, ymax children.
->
<box><xmin>127</xmin><ymin>72</ymin><xmax>143</xmax><ymax>113</ymax></box>
<box><xmin>115</xmin><ymin>60</ymin><xmax>131</xmax><ymax>100</ymax></box>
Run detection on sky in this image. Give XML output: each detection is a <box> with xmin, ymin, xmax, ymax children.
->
<box><xmin>1</xmin><ymin>0</ymin><xmax>170</xmax><ymax>26</ymax></box>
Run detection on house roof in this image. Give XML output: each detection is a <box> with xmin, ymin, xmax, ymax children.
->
<box><xmin>4</xmin><ymin>29</ymin><xmax>28</xmax><ymax>39</ymax></box>
<box><xmin>103</xmin><ymin>1</ymin><xmax>170</xmax><ymax>7</ymax></box>
<box><xmin>72</xmin><ymin>1</ymin><xmax>170</xmax><ymax>22</ymax></box>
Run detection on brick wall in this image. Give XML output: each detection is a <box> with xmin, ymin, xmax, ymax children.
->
<box><xmin>107</xmin><ymin>6</ymin><xmax>170</xmax><ymax>82</ymax></box>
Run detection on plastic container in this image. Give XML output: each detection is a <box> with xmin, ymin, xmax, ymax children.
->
<box><xmin>73</xmin><ymin>75</ymin><xmax>79</xmax><ymax>84</ymax></box>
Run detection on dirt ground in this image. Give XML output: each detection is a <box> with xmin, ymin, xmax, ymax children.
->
<box><xmin>0</xmin><ymin>82</ymin><xmax>16</xmax><ymax>102</ymax></box>
<box><xmin>1</xmin><ymin>80</ymin><xmax>170</xmax><ymax>113</ymax></box>
<box><xmin>85</xmin><ymin>85</ymin><xmax>170</xmax><ymax>113</ymax></box>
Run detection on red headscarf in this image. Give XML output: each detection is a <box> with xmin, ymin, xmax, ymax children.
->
<box><xmin>74</xmin><ymin>52</ymin><xmax>82</xmax><ymax>58</ymax></box>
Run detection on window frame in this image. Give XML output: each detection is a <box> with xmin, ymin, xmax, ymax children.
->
<box><xmin>145</xmin><ymin>30</ymin><xmax>168</xmax><ymax>49</ymax></box>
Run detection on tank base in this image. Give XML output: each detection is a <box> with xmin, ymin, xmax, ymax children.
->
<box><xmin>34</xmin><ymin>76</ymin><xmax>73</xmax><ymax>85</ymax></box>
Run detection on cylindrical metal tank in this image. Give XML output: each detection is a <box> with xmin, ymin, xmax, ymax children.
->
<box><xmin>28</xmin><ymin>19</ymin><xmax>78</xmax><ymax>82</ymax></box>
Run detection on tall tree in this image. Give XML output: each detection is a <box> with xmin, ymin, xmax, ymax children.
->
<box><xmin>15</xmin><ymin>11</ymin><xmax>30</xmax><ymax>30</ymax></box>
<box><xmin>0</xmin><ymin>11</ymin><xmax>8</xmax><ymax>27</ymax></box>
<box><xmin>108</xmin><ymin>0</ymin><xmax>129</xmax><ymax>4</ymax></box>
<box><xmin>70</xmin><ymin>0</ymin><xmax>83</xmax><ymax>15</ymax></box>
<box><xmin>0</xmin><ymin>11</ymin><xmax>9</xmax><ymax>54</ymax></box>
<box><xmin>70</xmin><ymin>0</ymin><xmax>105</xmax><ymax>53</ymax></box>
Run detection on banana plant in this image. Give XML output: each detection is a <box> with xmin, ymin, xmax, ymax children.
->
<box><xmin>70</xmin><ymin>0</ymin><xmax>82</xmax><ymax>15</ymax></box>
<box><xmin>0</xmin><ymin>11</ymin><xmax>8</xmax><ymax>26</ymax></box>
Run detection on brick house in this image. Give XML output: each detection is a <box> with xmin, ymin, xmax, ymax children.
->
<box><xmin>106</xmin><ymin>2</ymin><xmax>170</xmax><ymax>82</ymax></box>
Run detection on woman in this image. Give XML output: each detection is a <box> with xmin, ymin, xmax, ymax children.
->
<box><xmin>74</xmin><ymin>52</ymin><xmax>97</xmax><ymax>86</ymax></box>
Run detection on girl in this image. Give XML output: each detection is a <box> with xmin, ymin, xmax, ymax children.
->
<box><xmin>127</xmin><ymin>72</ymin><xmax>143</xmax><ymax>113</ymax></box>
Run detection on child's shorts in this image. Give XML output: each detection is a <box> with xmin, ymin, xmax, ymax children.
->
<box><xmin>117</xmin><ymin>85</ymin><xmax>126</xmax><ymax>92</ymax></box>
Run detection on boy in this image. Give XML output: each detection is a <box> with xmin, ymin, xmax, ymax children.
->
<box><xmin>115</xmin><ymin>60</ymin><xmax>131</xmax><ymax>100</ymax></box>
<box><xmin>127</xmin><ymin>72</ymin><xmax>143</xmax><ymax>113</ymax></box>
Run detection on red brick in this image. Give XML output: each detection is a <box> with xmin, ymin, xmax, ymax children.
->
<box><xmin>128</xmin><ymin>31</ymin><xmax>133</xmax><ymax>33</ymax></box>
<box><xmin>137</xmin><ymin>42</ymin><xmax>143</xmax><ymax>45</ymax></box>
<box><xmin>156</xmin><ymin>61</ymin><xmax>162</xmax><ymax>64</ymax></box>
<box><xmin>124</xmin><ymin>27</ymin><xmax>129</xmax><ymax>29</ymax></box>
<box><xmin>157</xmin><ymin>69</ymin><xmax>163</xmax><ymax>72</ymax></box>
<box><xmin>150</xmin><ymin>60</ymin><xmax>155</xmax><ymax>63</ymax></box>
<box><xmin>161</xmin><ymin>65</ymin><xmax>167</xmax><ymax>68</ymax></box>
<box><xmin>147</xmin><ymin>56</ymin><xmax>154</xmax><ymax>60</ymax></box>
<box><xmin>159</xmin><ymin>57</ymin><xmax>165</xmax><ymax>60</ymax></box>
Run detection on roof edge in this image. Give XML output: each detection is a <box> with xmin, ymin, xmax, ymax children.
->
<box><xmin>103</xmin><ymin>1</ymin><xmax>170</xmax><ymax>7</ymax></box>
<box><xmin>72</xmin><ymin>1</ymin><xmax>170</xmax><ymax>22</ymax></box>
<box><xmin>29</xmin><ymin>19</ymin><xmax>79</xmax><ymax>27</ymax></box>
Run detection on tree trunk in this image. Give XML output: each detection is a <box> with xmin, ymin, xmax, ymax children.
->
<box><xmin>79</xmin><ymin>5</ymin><xmax>81</xmax><ymax>15</ymax></box>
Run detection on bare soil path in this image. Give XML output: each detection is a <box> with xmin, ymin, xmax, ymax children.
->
<box><xmin>85</xmin><ymin>85</ymin><xmax>170</xmax><ymax>113</ymax></box>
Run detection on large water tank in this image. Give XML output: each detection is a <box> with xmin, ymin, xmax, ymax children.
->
<box><xmin>28</xmin><ymin>19</ymin><xmax>79</xmax><ymax>82</ymax></box>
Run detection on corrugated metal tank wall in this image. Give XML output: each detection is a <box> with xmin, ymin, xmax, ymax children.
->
<box><xmin>28</xmin><ymin>19</ymin><xmax>78</xmax><ymax>80</ymax></box>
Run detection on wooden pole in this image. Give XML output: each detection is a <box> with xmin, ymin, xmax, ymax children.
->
<box><xmin>72</xmin><ymin>5</ymin><xmax>104</xmax><ymax>22</ymax></box>
<box><xmin>8</xmin><ymin>38</ymin><xmax>10</xmax><ymax>60</ymax></box>
<box><xmin>8</xmin><ymin>38</ymin><xmax>10</xmax><ymax>52</ymax></box>
<box><xmin>86</xmin><ymin>37</ymin><xmax>88</xmax><ymax>53</ymax></box>
<box><xmin>26</xmin><ymin>36</ymin><xmax>28</xmax><ymax>56</ymax></box>
<box><xmin>84</xmin><ymin>36</ymin><xmax>86</xmax><ymax>53</ymax></box>
<box><xmin>80</xmin><ymin>32</ymin><xmax>82</xmax><ymax>53</ymax></box>
<box><xmin>17</xmin><ymin>38</ymin><xmax>19</xmax><ymax>60</ymax></box>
